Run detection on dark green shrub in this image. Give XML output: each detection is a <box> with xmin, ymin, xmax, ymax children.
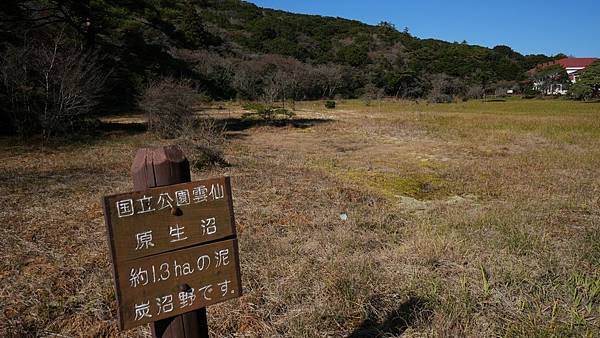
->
<box><xmin>242</xmin><ymin>104</ymin><xmax>295</xmax><ymax>122</ymax></box>
<box><xmin>240</xmin><ymin>113</ymin><xmax>263</xmax><ymax>123</ymax></box>
<box><xmin>570</xmin><ymin>83</ymin><xmax>594</xmax><ymax>101</ymax></box>
<box><xmin>256</xmin><ymin>106</ymin><xmax>275</xmax><ymax>120</ymax></box>
<box><xmin>242</xmin><ymin>102</ymin><xmax>267</xmax><ymax>111</ymax></box>
<box><xmin>273</xmin><ymin>108</ymin><xmax>295</xmax><ymax>119</ymax></box>
<box><xmin>190</xmin><ymin>144</ymin><xmax>228</xmax><ymax>171</ymax></box>
<box><xmin>522</xmin><ymin>87</ymin><xmax>541</xmax><ymax>99</ymax></box>
<box><xmin>325</xmin><ymin>100</ymin><xmax>336</xmax><ymax>109</ymax></box>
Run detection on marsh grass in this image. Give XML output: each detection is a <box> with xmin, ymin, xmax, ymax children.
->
<box><xmin>312</xmin><ymin>160</ymin><xmax>451</xmax><ymax>201</ymax></box>
<box><xmin>2</xmin><ymin>98</ymin><xmax>600</xmax><ymax>337</ymax></box>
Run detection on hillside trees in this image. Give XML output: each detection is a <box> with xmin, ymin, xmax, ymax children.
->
<box><xmin>205</xmin><ymin>0</ymin><xmax>552</xmax><ymax>83</ymax></box>
<box><xmin>381</xmin><ymin>70</ymin><xmax>424</xmax><ymax>98</ymax></box>
<box><xmin>208</xmin><ymin>53</ymin><xmax>351</xmax><ymax>102</ymax></box>
<box><xmin>0</xmin><ymin>0</ymin><xmax>218</xmax><ymax>136</ymax></box>
<box><xmin>336</xmin><ymin>43</ymin><xmax>370</xmax><ymax>67</ymax></box>
<box><xmin>175</xmin><ymin>4</ymin><xmax>223</xmax><ymax>48</ymax></box>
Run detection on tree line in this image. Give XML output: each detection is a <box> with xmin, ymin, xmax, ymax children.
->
<box><xmin>1</xmin><ymin>0</ymin><xmax>596</xmax><ymax>138</ymax></box>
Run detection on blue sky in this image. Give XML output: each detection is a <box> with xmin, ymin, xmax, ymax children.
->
<box><xmin>249</xmin><ymin>0</ymin><xmax>599</xmax><ymax>57</ymax></box>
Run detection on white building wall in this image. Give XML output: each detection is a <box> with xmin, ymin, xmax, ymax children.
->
<box><xmin>566</xmin><ymin>67</ymin><xmax>585</xmax><ymax>83</ymax></box>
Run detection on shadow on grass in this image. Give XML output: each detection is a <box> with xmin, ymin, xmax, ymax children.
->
<box><xmin>0</xmin><ymin>120</ymin><xmax>147</xmax><ymax>150</ymax></box>
<box><xmin>0</xmin><ymin>165</ymin><xmax>114</xmax><ymax>188</ymax></box>
<box><xmin>218</xmin><ymin>117</ymin><xmax>333</xmax><ymax>132</ymax></box>
<box><xmin>0</xmin><ymin>116</ymin><xmax>331</xmax><ymax>147</ymax></box>
<box><xmin>348</xmin><ymin>297</ymin><xmax>429</xmax><ymax>338</ymax></box>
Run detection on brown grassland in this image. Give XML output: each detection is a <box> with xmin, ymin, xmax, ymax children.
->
<box><xmin>1</xmin><ymin>98</ymin><xmax>600</xmax><ymax>337</ymax></box>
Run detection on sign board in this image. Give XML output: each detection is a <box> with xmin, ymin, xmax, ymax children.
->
<box><xmin>103</xmin><ymin>176</ymin><xmax>241</xmax><ymax>330</ymax></box>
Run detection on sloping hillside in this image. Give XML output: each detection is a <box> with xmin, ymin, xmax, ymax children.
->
<box><xmin>197</xmin><ymin>0</ymin><xmax>554</xmax><ymax>80</ymax></box>
<box><xmin>1</xmin><ymin>0</ymin><xmax>560</xmax><ymax>135</ymax></box>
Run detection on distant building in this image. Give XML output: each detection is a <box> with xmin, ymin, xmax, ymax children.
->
<box><xmin>530</xmin><ymin>58</ymin><xmax>598</xmax><ymax>95</ymax></box>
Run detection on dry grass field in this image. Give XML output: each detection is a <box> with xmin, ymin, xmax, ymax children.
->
<box><xmin>1</xmin><ymin>98</ymin><xmax>600</xmax><ymax>337</ymax></box>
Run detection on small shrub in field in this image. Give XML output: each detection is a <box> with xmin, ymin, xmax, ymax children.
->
<box><xmin>256</xmin><ymin>105</ymin><xmax>275</xmax><ymax>120</ymax></box>
<box><xmin>240</xmin><ymin>112</ymin><xmax>264</xmax><ymax>123</ymax></box>
<box><xmin>325</xmin><ymin>100</ymin><xmax>336</xmax><ymax>109</ymax></box>
<box><xmin>273</xmin><ymin>108</ymin><xmax>295</xmax><ymax>119</ymax></box>
<box><xmin>139</xmin><ymin>78</ymin><xmax>196</xmax><ymax>138</ymax></box>
<box><xmin>242</xmin><ymin>102</ymin><xmax>263</xmax><ymax>110</ymax></box>
<box><xmin>140</xmin><ymin>78</ymin><xmax>227</xmax><ymax>171</ymax></box>
<box><xmin>189</xmin><ymin>144</ymin><xmax>227</xmax><ymax>171</ymax></box>
<box><xmin>242</xmin><ymin>104</ymin><xmax>295</xmax><ymax>122</ymax></box>
<box><xmin>178</xmin><ymin>117</ymin><xmax>228</xmax><ymax>172</ymax></box>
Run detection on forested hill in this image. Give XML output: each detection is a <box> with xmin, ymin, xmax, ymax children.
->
<box><xmin>1</xmin><ymin>0</ymin><xmax>560</xmax><ymax>131</ymax></box>
<box><xmin>202</xmin><ymin>1</ymin><xmax>553</xmax><ymax>79</ymax></box>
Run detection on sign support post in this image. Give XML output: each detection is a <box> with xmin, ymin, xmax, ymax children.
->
<box><xmin>131</xmin><ymin>145</ymin><xmax>208</xmax><ymax>338</ymax></box>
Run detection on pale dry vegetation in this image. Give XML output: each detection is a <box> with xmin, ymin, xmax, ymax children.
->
<box><xmin>1</xmin><ymin>98</ymin><xmax>600</xmax><ymax>337</ymax></box>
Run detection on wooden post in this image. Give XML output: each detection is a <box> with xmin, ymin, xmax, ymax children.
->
<box><xmin>131</xmin><ymin>145</ymin><xmax>209</xmax><ymax>338</ymax></box>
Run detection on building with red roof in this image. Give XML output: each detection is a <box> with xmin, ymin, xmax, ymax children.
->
<box><xmin>532</xmin><ymin>58</ymin><xmax>598</xmax><ymax>82</ymax></box>
<box><xmin>530</xmin><ymin>57</ymin><xmax>598</xmax><ymax>94</ymax></box>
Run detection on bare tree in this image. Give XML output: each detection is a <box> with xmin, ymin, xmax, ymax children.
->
<box><xmin>466</xmin><ymin>84</ymin><xmax>484</xmax><ymax>100</ymax></box>
<box><xmin>362</xmin><ymin>83</ymin><xmax>385</xmax><ymax>106</ymax></box>
<box><xmin>177</xmin><ymin>116</ymin><xmax>228</xmax><ymax>172</ymax></box>
<box><xmin>36</xmin><ymin>31</ymin><xmax>106</xmax><ymax>138</ymax></box>
<box><xmin>261</xmin><ymin>73</ymin><xmax>279</xmax><ymax>105</ymax></box>
<box><xmin>139</xmin><ymin>77</ymin><xmax>197</xmax><ymax>139</ymax></box>
<box><xmin>272</xmin><ymin>70</ymin><xmax>296</xmax><ymax>108</ymax></box>
<box><xmin>0</xmin><ymin>30</ymin><xmax>107</xmax><ymax>139</ymax></box>
<box><xmin>182</xmin><ymin>49</ymin><xmax>235</xmax><ymax>92</ymax></box>
<box><xmin>316</xmin><ymin>64</ymin><xmax>344</xmax><ymax>98</ymax></box>
<box><xmin>232</xmin><ymin>60</ymin><xmax>263</xmax><ymax>100</ymax></box>
<box><xmin>427</xmin><ymin>73</ymin><xmax>464</xmax><ymax>103</ymax></box>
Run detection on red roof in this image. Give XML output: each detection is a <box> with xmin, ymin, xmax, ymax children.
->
<box><xmin>529</xmin><ymin>57</ymin><xmax>598</xmax><ymax>76</ymax></box>
<box><xmin>555</xmin><ymin>58</ymin><xmax>598</xmax><ymax>68</ymax></box>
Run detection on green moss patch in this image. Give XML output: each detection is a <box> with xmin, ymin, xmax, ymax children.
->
<box><xmin>311</xmin><ymin>159</ymin><xmax>451</xmax><ymax>200</ymax></box>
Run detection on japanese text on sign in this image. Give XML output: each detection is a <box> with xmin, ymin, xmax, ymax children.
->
<box><xmin>102</xmin><ymin>177</ymin><xmax>241</xmax><ymax>330</ymax></box>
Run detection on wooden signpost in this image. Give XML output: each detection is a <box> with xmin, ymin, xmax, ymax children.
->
<box><xmin>102</xmin><ymin>146</ymin><xmax>241</xmax><ymax>337</ymax></box>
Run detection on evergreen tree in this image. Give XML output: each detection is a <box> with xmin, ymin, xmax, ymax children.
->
<box><xmin>570</xmin><ymin>61</ymin><xmax>600</xmax><ymax>100</ymax></box>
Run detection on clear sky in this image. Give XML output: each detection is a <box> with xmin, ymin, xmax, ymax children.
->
<box><xmin>248</xmin><ymin>0</ymin><xmax>599</xmax><ymax>57</ymax></box>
